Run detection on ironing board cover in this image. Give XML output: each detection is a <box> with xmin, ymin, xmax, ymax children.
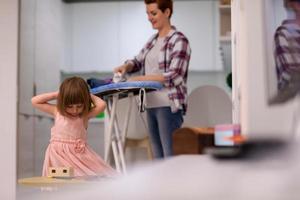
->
<box><xmin>90</xmin><ymin>81</ymin><xmax>163</xmax><ymax>97</ymax></box>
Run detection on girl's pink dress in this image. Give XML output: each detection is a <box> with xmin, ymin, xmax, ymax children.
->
<box><xmin>42</xmin><ymin>112</ymin><xmax>116</xmax><ymax>177</ymax></box>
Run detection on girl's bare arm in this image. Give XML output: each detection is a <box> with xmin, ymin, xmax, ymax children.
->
<box><xmin>31</xmin><ymin>91</ymin><xmax>58</xmax><ymax>116</ymax></box>
<box><xmin>87</xmin><ymin>94</ymin><xmax>106</xmax><ymax>119</ymax></box>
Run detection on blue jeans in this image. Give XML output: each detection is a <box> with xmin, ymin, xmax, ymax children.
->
<box><xmin>146</xmin><ymin>107</ymin><xmax>183</xmax><ymax>159</ymax></box>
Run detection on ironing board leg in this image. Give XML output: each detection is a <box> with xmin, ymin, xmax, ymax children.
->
<box><xmin>111</xmin><ymin>140</ymin><xmax>121</xmax><ymax>172</ymax></box>
<box><xmin>104</xmin><ymin>95</ymin><xmax>128</xmax><ymax>173</ymax></box>
<box><xmin>104</xmin><ymin>93</ymin><xmax>137</xmax><ymax>174</ymax></box>
<box><xmin>104</xmin><ymin>97</ymin><xmax>118</xmax><ymax>168</ymax></box>
<box><xmin>121</xmin><ymin>93</ymin><xmax>133</xmax><ymax>144</ymax></box>
<box><xmin>116</xmin><ymin>138</ymin><xmax>126</xmax><ymax>174</ymax></box>
<box><xmin>112</xmin><ymin>98</ymin><xmax>127</xmax><ymax>174</ymax></box>
<box><xmin>119</xmin><ymin>93</ymin><xmax>134</xmax><ymax>173</ymax></box>
<box><xmin>104</xmin><ymin>101</ymin><xmax>112</xmax><ymax>163</ymax></box>
<box><xmin>113</xmin><ymin>125</ymin><xmax>127</xmax><ymax>173</ymax></box>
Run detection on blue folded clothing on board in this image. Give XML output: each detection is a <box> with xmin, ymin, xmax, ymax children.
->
<box><xmin>90</xmin><ymin>81</ymin><xmax>163</xmax><ymax>97</ymax></box>
<box><xmin>87</xmin><ymin>78</ymin><xmax>112</xmax><ymax>89</ymax></box>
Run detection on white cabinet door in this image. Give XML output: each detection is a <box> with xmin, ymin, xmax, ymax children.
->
<box><xmin>34</xmin><ymin>117</ymin><xmax>53</xmax><ymax>176</ymax></box>
<box><xmin>18</xmin><ymin>115</ymin><xmax>35</xmax><ymax>178</ymax></box>
<box><xmin>18</xmin><ymin>0</ymin><xmax>36</xmax><ymax>179</ymax></box>
<box><xmin>35</xmin><ymin>0</ymin><xmax>61</xmax><ymax>95</ymax></box>
<box><xmin>18</xmin><ymin>0</ymin><xmax>67</xmax><ymax>178</ymax></box>
<box><xmin>19</xmin><ymin>0</ymin><xmax>36</xmax><ymax>115</ymax></box>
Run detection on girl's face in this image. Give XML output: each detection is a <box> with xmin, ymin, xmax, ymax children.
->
<box><xmin>65</xmin><ymin>103</ymin><xmax>84</xmax><ymax>117</ymax></box>
<box><xmin>146</xmin><ymin>3</ymin><xmax>170</xmax><ymax>31</ymax></box>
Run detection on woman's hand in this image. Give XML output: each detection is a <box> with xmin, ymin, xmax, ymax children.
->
<box><xmin>114</xmin><ymin>64</ymin><xmax>126</xmax><ymax>74</ymax></box>
<box><xmin>113</xmin><ymin>63</ymin><xmax>133</xmax><ymax>75</ymax></box>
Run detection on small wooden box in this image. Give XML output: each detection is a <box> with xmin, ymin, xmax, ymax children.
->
<box><xmin>173</xmin><ymin>127</ymin><xmax>214</xmax><ymax>155</ymax></box>
<box><xmin>48</xmin><ymin>167</ymin><xmax>74</xmax><ymax>178</ymax></box>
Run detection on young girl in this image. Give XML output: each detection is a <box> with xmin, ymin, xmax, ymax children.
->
<box><xmin>31</xmin><ymin>76</ymin><xmax>116</xmax><ymax>177</ymax></box>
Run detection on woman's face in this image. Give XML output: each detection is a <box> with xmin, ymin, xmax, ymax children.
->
<box><xmin>146</xmin><ymin>3</ymin><xmax>170</xmax><ymax>30</ymax></box>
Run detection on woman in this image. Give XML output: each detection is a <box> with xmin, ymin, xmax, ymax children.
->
<box><xmin>114</xmin><ymin>0</ymin><xmax>191</xmax><ymax>158</ymax></box>
<box><xmin>275</xmin><ymin>0</ymin><xmax>300</xmax><ymax>90</ymax></box>
<box><xmin>270</xmin><ymin>0</ymin><xmax>300</xmax><ymax>104</ymax></box>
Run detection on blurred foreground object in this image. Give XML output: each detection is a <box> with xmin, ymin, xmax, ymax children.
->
<box><xmin>21</xmin><ymin>138</ymin><xmax>300</xmax><ymax>200</ymax></box>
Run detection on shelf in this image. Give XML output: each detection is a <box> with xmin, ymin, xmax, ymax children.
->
<box><xmin>219</xmin><ymin>5</ymin><xmax>231</xmax><ymax>9</ymax></box>
<box><xmin>219</xmin><ymin>0</ymin><xmax>231</xmax><ymax>42</ymax></box>
<box><xmin>220</xmin><ymin>36</ymin><xmax>231</xmax><ymax>43</ymax></box>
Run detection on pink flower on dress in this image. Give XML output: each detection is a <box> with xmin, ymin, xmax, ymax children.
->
<box><xmin>74</xmin><ymin>139</ymin><xmax>86</xmax><ymax>153</ymax></box>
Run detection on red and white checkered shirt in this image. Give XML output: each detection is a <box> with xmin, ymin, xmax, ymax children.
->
<box><xmin>126</xmin><ymin>26</ymin><xmax>191</xmax><ymax>113</ymax></box>
<box><xmin>274</xmin><ymin>20</ymin><xmax>300</xmax><ymax>90</ymax></box>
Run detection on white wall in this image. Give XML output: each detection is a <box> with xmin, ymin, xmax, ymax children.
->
<box><xmin>0</xmin><ymin>0</ymin><xmax>18</xmax><ymax>199</ymax></box>
<box><xmin>71</xmin><ymin>2</ymin><xmax>121</xmax><ymax>71</ymax></box>
<box><xmin>68</xmin><ymin>1</ymin><xmax>221</xmax><ymax>72</ymax></box>
<box><xmin>234</xmin><ymin>0</ymin><xmax>295</xmax><ymax>139</ymax></box>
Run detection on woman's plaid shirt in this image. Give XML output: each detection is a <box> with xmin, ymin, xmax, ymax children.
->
<box><xmin>126</xmin><ymin>26</ymin><xmax>191</xmax><ymax>113</ymax></box>
<box><xmin>274</xmin><ymin>20</ymin><xmax>300</xmax><ymax>90</ymax></box>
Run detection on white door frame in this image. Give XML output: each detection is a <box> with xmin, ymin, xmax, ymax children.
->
<box><xmin>0</xmin><ymin>0</ymin><xmax>18</xmax><ymax>199</ymax></box>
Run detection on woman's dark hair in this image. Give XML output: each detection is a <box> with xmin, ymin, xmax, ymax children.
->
<box><xmin>57</xmin><ymin>76</ymin><xmax>92</xmax><ymax>117</ymax></box>
<box><xmin>144</xmin><ymin>0</ymin><xmax>173</xmax><ymax>18</ymax></box>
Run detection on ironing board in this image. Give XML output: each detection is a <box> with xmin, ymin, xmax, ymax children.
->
<box><xmin>91</xmin><ymin>81</ymin><xmax>163</xmax><ymax>173</ymax></box>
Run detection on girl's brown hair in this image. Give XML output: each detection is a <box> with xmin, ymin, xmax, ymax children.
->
<box><xmin>144</xmin><ymin>0</ymin><xmax>173</xmax><ymax>18</ymax></box>
<box><xmin>57</xmin><ymin>76</ymin><xmax>92</xmax><ymax>117</ymax></box>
